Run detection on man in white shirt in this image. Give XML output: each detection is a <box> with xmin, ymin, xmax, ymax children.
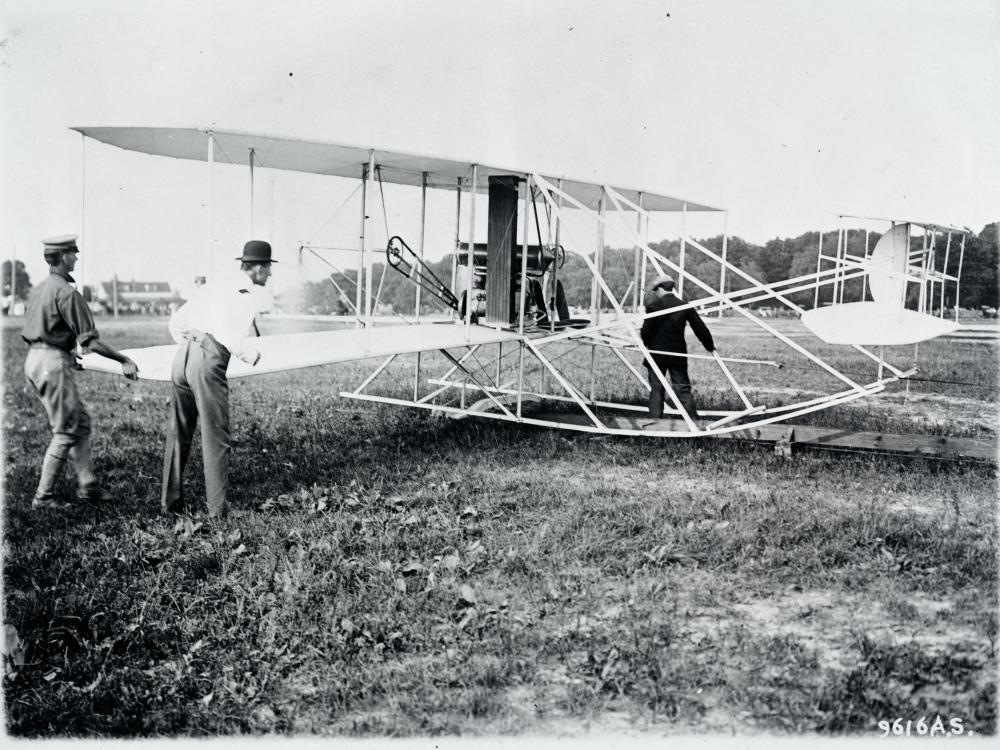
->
<box><xmin>161</xmin><ymin>240</ymin><xmax>275</xmax><ymax>517</ymax></box>
<box><xmin>530</xmin><ymin>253</ymin><xmax>570</xmax><ymax>327</ymax></box>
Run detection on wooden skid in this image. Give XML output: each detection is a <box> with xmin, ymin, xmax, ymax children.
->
<box><xmin>532</xmin><ymin>412</ymin><xmax>997</xmax><ymax>462</ymax></box>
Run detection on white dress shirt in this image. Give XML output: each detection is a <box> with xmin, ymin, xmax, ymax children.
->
<box><xmin>169</xmin><ymin>274</ymin><xmax>260</xmax><ymax>364</ymax></box>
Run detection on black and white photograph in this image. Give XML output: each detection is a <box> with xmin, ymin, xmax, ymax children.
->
<box><xmin>2</xmin><ymin>0</ymin><xmax>998</xmax><ymax>746</ymax></box>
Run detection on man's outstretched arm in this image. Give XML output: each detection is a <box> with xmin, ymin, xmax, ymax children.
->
<box><xmin>86</xmin><ymin>338</ymin><xmax>139</xmax><ymax>380</ymax></box>
<box><xmin>687</xmin><ymin>309</ymin><xmax>716</xmax><ymax>352</ymax></box>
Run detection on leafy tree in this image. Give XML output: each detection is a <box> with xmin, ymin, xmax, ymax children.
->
<box><xmin>2</xmin><ymin>260</ymin><xmax>31</xmax><ymax>300</ymax></box>
<box><xmin>280</xmin><ymin>221</ymin><xmax>999</xmax><ymax>317</ymax></box>
<box><xmin>758</xmin><ymin>237</ymin><xmax>796</xmax><ymax>286</ymax></box>
<box><xmin>298</xmin><ymin>278</ymin><xmax>355</xmax><ymax>315</ymax></box>
<box><xmin>786</xmin><ymin>237</ymin><xmax>823</xmax><ymax>307</ymax></box>
<box><xmin>953</xmin><ymin>223</ymin><xmax>998</xmax><ymax>310</ymax></box>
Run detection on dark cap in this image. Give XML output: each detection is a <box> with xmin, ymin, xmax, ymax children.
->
<box><xmin>236</xmin><ymin>240</ymin><xmax>277</xmax><ymax>263</ymax></box>
<box><xmin>42</xmin><ymin>235</ymin><xmax>79</xmax><ymax>256</ymax></box>
<box><xmin>650</xmin><ymin>274</ymin><xmax>675</xmax><ymax>291</ymax></box>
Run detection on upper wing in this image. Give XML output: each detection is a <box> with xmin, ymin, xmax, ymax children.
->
<box><xmin>80</xmin><ymin>323</ymin><xmax>523</xmax><ymax>381</ymax></box>
<box><xmin>72</xmin><ymin>126</ymin><xmax>721</xmax><ymax>213</ymax></box>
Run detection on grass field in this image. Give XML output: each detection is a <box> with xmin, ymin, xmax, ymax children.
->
<box><xmin>2</xmin><ymin>315</ymin><xmax>997</xmax><ymax>738</ymax></box>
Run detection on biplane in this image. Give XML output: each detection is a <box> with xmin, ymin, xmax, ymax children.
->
<box><xmin>76</xmin><ymin>127</ymin><xmax>973</xmax><ymax>443</ymax></box>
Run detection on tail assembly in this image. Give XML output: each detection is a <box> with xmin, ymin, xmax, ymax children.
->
<box><xmin>801</xmin><ymin>221</ymin><xmax>965</xmax><ymax>345</ymax></box>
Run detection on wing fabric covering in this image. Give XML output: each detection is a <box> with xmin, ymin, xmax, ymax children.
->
<box><xmin>71</xmin><ymin>127</ymin><xmax>722</xmax><ymax>213</ymax></box>
<box><xmin>80</xmin><ymin>324</ymin><xmax>522</xmax><ymax>382</ymax></box>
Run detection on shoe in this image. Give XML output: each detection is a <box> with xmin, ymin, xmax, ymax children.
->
<box><xmin>32</xmin><ymin>496</ymin><xmax>72</xmax><ymax>510</ymax></box>
<box><xmin>77</xmin><ymin>486</ymin><xmax>113</xmax><ymax>504</ymax></box>
<box><xmin>207</xmin><ymin>503</ymin><xmax>231</xmax><ymax>520</ymax></box>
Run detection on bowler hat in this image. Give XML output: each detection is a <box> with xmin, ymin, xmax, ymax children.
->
<box><xmin>42</xmin><ymin>234</ymin><xmax>79</xmax><ymax>256</ymax></box>
<box><xmin>236</xmin><ymin>240</ymin><xmax>277</xmax><ymax>263</ymax></box>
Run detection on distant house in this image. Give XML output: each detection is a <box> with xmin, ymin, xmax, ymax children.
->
<box><xmin>98</xmin><ymin>279</ymin><xmax>178</xmax><ymax>315</ymax></box>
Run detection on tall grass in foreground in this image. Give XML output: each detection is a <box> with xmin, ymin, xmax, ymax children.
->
<box><xmin>2</xmin><ymin>318</ymin><xmax>997</xmax><ymax>737</ymax></box>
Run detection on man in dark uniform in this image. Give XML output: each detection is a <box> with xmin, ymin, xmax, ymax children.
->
<box><xmin>162</xmin><ymin>240</ymin><xmax>274</xmax><ymax>518</ymax></box>
<box><xmin>640</xmin><ymin>274</ymin><xmax>715</xmax><ymax>420</ymax></box>
<box><xmin>22</xmin><ymin>235</ymin><xmax>139</xmax><ymax>509</ymax></box>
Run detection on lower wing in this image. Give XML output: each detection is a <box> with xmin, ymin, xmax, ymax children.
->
<box><xmin>80</xmin><ymin>323</ymin><xmax>522</xmax><ymax>381</ymax></box>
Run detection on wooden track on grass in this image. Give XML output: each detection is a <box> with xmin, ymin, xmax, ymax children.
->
<box><xmin>533</xmin><ymin>412</ymin><xmax>997</xmax><ymax>462</ymax></box>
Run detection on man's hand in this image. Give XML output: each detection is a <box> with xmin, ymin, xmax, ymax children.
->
<box><xmin>236</xmin><ymin>343</ymin><xmax>261</xmax><ymax>366</ymax></box>
<box><xmin>122</xmin><ymin>358</ymin><xmax>139</xmax><ymax>381</ymax></box>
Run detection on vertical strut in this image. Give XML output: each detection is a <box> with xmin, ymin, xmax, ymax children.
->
<box><xmin>466</xmin><ymin>166</ymin><xmax>477</xmax><ymax>330</ymax></box>
<box><xmin>813</xmin><ymin>231</ymin><xmax>823</xmax><ymax>310</ymax></box>
<box><xmin>719</xmin><ymin>211</ymin><xmax>729</xmax><ymax>319</ymax></box>
<box><xmin>207</xmin><ymin>132</ymin><xmax>215</xmax><ymax>280</ymax></box>
<box><xmin>365</xmin><ymin>150</ymin><xmax>376</xmax><ymax>325</ymax></box>
<box><xmin>451</xmin><ymin>177</ymin><xmax>462</xmax><ymax>320</ymax></box>
<box><xmin>356</xmin><ymin>163</ymin><xmax>368</xmax><ymax>328</ymax></box>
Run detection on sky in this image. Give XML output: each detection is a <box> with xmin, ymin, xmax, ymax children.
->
<box><xmin>1</xmin><ymin>0</ymin><xmax>998</xmax><ymax>298</ymax></box>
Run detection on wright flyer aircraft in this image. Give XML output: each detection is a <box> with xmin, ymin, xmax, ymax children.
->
<box><xmin>75</xmin><ymin>126</ymin><xmax>991</xmax><ymax>460</ymax></box>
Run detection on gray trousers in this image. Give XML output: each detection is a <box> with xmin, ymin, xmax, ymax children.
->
<box><xmin>24</xmin><ymin>345</ymin><xmax>96</xmax><ymax>499</ymax></box>
<box><xmin>647</xmin><ymin>363</ymin><xmax>699</xmax><ymax>420</ymax></box>
<box><xmin>161</xmin><ymin>336</ymin><xmax>231</xmax><ymax>516</ymax></box>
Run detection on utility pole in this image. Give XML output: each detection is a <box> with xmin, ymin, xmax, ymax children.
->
<box><xmin>10</xmin><ymin>240</ymin><xmax>16</xmax><ymax>309</ymax></box>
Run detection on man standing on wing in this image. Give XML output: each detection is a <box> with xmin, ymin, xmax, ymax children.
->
<box><xmin>640</xmin><ymin>274</ymin><xmax>715</xmax><ymax>421</ymax></box>
<box><xmin>22</xmin><ymin>235</ymin><xmax>139</xmax><ymax>509</ymax></box>
<box><xmin>161</xmin><ymin>240</ymin><xmax>275</xmax><ymax>518</ymax></box>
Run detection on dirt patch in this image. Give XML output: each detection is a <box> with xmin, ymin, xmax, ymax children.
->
<box><xmin>737</xmin><ymin>387</ymin><xmax>998</xmax><ymax>436</ymax></box>
<box><xmin>727</xmin><ymin>588</ymin><xmax>984</xmax><ymax>668</ymax></box>
<box><xmin>886</xmin><ymin>493</ymin><xmax>953</xmax><ymax>516</ymax></box>
<box><xmin>876</xmin><ymin>392</ymin><xmax>999</xmax><ymax>435</ymax></box>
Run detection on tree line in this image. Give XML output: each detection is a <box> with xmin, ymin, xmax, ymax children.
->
<box><xmin>290</xmin><ymin>222</ymin><xmax>998</xmax><ymax>316</ymax></box>
<box><xmin>3</xmin><ymin>222</ymin><xmax>995</xmax><ymax>316</ymax></box>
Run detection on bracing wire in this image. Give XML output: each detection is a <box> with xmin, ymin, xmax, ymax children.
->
<box><xmin>304</xmin><ymin>246</ymin><xmax>414</xmax><ymax>326</ymax></box>
<box><xmin>307</xmin><ymin>183</ymin><xmax>363</xmax><ymax>245</ymax></box>
<box><xmin>768</xmin><ymin>359</ymin><xmax>996</xmax><ymax>390</ymax></box>
<box><xmin>376</xmin><ymin>166</ymin><xmax>391</xmax><ymax>240</ymax></box>
<box><xmin>209</xmin><ymin>137</ymin><xmax>283</xmax><ymax>237</ymax></box>
<box><xmin>439</xmin><ymin>338</ymin><xmax>589</xmax><ymax>405</ymax></box>
<box><xmin>373</xmin><ymin>261</ymin><xmax>391</xmax><ymax>319</ymax></box>
<box><xmin>531</xmin><ymin>186</ymin><xmax>545</xmax><ymax>249</ymax></box>
<box><xmin>210</xmin><ymin>134</ymin><xmax>235</xmax><ymax>165</ymax></box>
